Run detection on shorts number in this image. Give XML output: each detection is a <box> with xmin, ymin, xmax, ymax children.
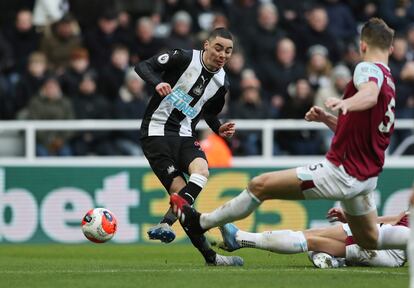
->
<box><xmin>378</xmin><ymin>98</ymin><xmax>395</xmax><ymax>133</ymax></box>
<box><xmin>309</xmin><ymin>163</ymin><xmax>323</xmax><ymax>171</ymax></box>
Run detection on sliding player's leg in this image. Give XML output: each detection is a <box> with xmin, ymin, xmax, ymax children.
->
<box><xmin>171</xmin><ymin>168</ymin><xmax>304</xmax><ymax>234</ymax></box>
<box><xmin>219</xmin><ymin>222</ymin><xmax>346</xmax><ymax>256</ymax></box>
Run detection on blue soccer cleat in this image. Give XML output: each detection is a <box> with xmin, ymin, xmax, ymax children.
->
<box><xmin>219</xmin><ymin>223</ymin><xmax>241</xmax><ymax>252</ymax></box>
<box><xmin>147</xmin><ymin>223</ymin><xmax>176</xmax><ymax>243</ymax></box>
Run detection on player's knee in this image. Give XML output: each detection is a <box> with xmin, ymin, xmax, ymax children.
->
<box><xmin>194</xmin><ymin>169</ymin><xmax>209</xmax><ymax>179</ymax></box>
<box><xmin>248</xmin><ymin>175</ymin><xmax>266</xmax><ymax>199</ymax></box>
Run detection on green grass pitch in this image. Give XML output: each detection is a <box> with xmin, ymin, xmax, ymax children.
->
<box><xmin>0</xmin><ymin>244</ymin><xmax>408</xmax><ymax>288</ymax></box>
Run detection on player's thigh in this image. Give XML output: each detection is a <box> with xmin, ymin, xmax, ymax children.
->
<box><xmin>188</xmin><ymin>157</ymin><xmax>209</xmax><ymax>177</ymax></box>
<box><xmin>306</xmin><ymin>236</ymin><xmax>346</xmax><ymax>257</ymax></box>
<box><xmin>141</xmin><ymin>137</ymin><xmax>185</xmax><ymax>192</ymax></box>
<box><xmin>248</xmin><ymin>169</ymin><xmax>304</xmax><ymax>201</ymax></box>
<box><xmin>304</xmin><ymin>224</ymin><xmax>347</xmax><ymax>242</ymax></box>
<box><xmin>179</xmin><ymin>138</ymin><xmax>208</xmax><ymax>175</ymax></box>
<box><xmin>345</xmin><ymin>210</ymin><xmax>379</xmax><ymax>249</ymax></box>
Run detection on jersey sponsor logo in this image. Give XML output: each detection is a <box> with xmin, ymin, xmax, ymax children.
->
<box><xmin>165</xmin><ymin>88</ymin><xmax>199</xmax><ymax>119</ymax></box>
<box><xmin>157</xmin><ymin>53</ymin><xmax>169</xmax><ymax>64</ymax></box>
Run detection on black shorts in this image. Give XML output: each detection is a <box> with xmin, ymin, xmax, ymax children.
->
<box><xmin>141</xmin><ymin>136</ymin><xmax>207</xmax><ymax>191</ymax></box>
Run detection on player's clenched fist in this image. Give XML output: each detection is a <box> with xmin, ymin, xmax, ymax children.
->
<box><xmin>305</xmin><ymin>106</ymin><xmax>327</xmax><ymax>122</ymax></box>
<box><xmin>155</xmin><ymin>82</ymin><xmax>172</xmax><ymax>97</ymax></box>
<box><xmin>219</xmin><ymin>122</ymin><xmax>236</xmax><ymax>139</ymax></box>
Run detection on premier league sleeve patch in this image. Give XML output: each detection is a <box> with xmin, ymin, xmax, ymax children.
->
<box><xmin>157</xmin><ymin>53</ymin><xmax>170</xmax><ymax>64</ymax></box>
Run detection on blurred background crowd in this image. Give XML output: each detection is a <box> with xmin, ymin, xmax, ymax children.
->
<box><xmin>0</xmin><ymin>0</ymin><xmax>413</xmax><ymax>159</ymax></box>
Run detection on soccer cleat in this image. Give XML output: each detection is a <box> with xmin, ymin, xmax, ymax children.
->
<box><xmin>207</xmin><ymin>254</ymin><xmax>244</xmax><ymax>266</ymax></box>
<box><xmin>147</xmin><ymin>223</ymin><xmax>176</xmax><ymax>243</ymax></box>
<box><xmin>219</xmin><ymin>223</ymin><xmax>241</xmax><ymax>252</ymax></box>
<box><xmin>308</xmin><ymin>251</ymin><xmax>346</xmax><ymax>269</ymax></box>
<box><xmin>170</xmin><ymin>193</ymin><xmax>206</xmax><ymax>234</ymax></box>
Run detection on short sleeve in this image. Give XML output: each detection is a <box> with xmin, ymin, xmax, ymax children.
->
<box><xmin>353</xmin><ymin>62</ymin><xmax>384</xmax><ymax>90</ymax></box>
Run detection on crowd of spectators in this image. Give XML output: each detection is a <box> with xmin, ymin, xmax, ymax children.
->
<box><xmin>0</xmin><ymin>0</ymin><xmax>413</xmax><ymax>157</ymax></box>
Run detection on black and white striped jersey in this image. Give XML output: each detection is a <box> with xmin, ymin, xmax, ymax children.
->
<box><xmin>135</xmin><ymin>49</ymin><xmax>228</xmax><ymax>138</ymax></box>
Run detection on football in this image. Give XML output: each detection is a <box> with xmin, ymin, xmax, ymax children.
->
<box><xmin>81</xmin><ymin>208</ymin><xmax>117</xmax><ymax>243</ymax></box>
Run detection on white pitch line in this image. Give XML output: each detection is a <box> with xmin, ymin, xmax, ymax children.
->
<box><xmin>0</xmin><ymin>268</ymin><xmax>408</xmax><ymax>276</ymax></box>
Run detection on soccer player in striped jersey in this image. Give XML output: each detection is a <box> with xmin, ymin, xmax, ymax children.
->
<box><xmin>171</xmin><ymin>18</ymin><xmax>409</xmax><ymax>258</ymax></box>
<box><xmin>135</xmin><ymin>27</ymin><xmax>241</xmax><ymax>266</ymax></box>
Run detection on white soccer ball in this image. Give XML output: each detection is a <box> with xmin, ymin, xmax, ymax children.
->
<box><xmin>81</xmin><ymin>208</ymin><xmax>117</xmax><ymax>243</ymax></box>
<box><xmin>309</xmin><ymin>252</ymin><xmax>335</xmax><ymax>269</ymax></box>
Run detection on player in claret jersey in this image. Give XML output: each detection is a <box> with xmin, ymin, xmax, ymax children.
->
<box><xmin>170</xmin><ymin>18</ymin><xmax>409</xmax><ymax>257</ymax></box>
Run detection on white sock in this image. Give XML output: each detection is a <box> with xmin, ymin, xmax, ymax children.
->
<box><xmin>377</xmin><ymin>223</ymin><xmax>409</xmax><ymax>250</ymax></box>
<box><xmin>189</xmin><ymin>173</ymin><xmax>207</xmax><ymax>188</ymax></box>
<box><xmin>200</xmin><ymin>189</ymin><xmax>260</xmax><ymax>230</ymax></box>
<box><xmin>236</xmin><ymin>230</ymin><xmax>308</xmax><ymax>254</ymax></box>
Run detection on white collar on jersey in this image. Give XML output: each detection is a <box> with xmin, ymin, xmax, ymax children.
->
<box><xmin>200</xmin><ymin>50</ymin><xmax>222</xmax><ymax>74</ymax></box>
<box><xmin>374</xmin><ymin>61</ymin><xmax>391</xmax><ymax>71</ymax></box>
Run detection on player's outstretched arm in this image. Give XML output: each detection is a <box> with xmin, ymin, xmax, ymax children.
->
<box><xmin>328</xmin><ymin>207</ymin><xmax>406</xmax><ymax>225</ymax></box>
<box><xmin>325</xmin><ymin>81</ymin><xmax>380</xmax><ymax>115</ymax></box>
<box><xmin>305</xmin><ymin>106</ymin><xmax>337</xmax><ymax>132</ymax></box>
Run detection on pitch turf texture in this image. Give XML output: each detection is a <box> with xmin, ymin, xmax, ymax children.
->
<box><xmin>0</xmin><ymin>244</ymin><xmax>407</xmax><ymax>288</ymax></box>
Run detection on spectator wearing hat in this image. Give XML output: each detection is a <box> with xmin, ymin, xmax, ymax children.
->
<box><xmin>166</xmin><ymin>11</ymin><xmax>194</xmax><ymax>50</ymax></box>
<box><xmin>59</xmin><ymin>47</ymin><xmax>95</xmax><ymax>96</ymax></box>
<box><xmin>113</xmin><ymin>68</ymin><xmax>149</xmax><ymax>156</ymax></box>
<box><xmin>39</xmin><ymin>14</ymin><xmax>82</xmax><ymax>72</ymax></box>
<box><xmin>314</xmin><ymin>64</ymin><xmax>351</xmax><ymax>116</ymax></box>
<box><xmin>26</xmin><ymin>76</ymin><xmax>74</xmax><ymax>156</ymax></box>
<box><xmin>229</xmin><ymin>69</ymin><xmax>268</xmax><ymax>156</ymax></box>
<box><xmin>314</xmin><ymin>64</ymin><xmax>351</xmax><ymax>151</ymax></box>
<box><xmin>306</xmin><ymin>44</ymin><xmax>332</xmax><ymax>91</ymax></box>
<box><xmin>71</xmin><ymin>73</ymin><xmax>115</xmax><ymax>156</ymax></box>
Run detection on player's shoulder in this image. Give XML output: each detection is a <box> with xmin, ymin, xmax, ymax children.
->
<box><xmin>156</xmin><ymin>49</ymin><xmax>193</xmax><ymax>65</ymax></box>
<box><xmin>354</xmin><ymin>61</ymin><xmax>383</xmax><ymax>76</ymax></box>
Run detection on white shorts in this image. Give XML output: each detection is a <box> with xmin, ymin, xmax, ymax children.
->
<box><xmin>342</xmin><ymin>224</ymin><xmax>406</xmax><ymax>267</ymax></box>
<box><xmin>296</xmin><ymin>159</ymin><xmax>377</xmax><ymax>216</ymax></box>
